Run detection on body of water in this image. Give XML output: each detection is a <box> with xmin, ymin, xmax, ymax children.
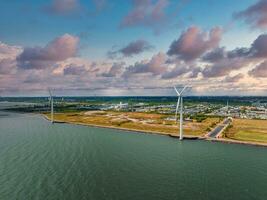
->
<box><xmin>0</xmin><ymin>112</ymin><xmax>266</xmax><ymax>200</ymax></box>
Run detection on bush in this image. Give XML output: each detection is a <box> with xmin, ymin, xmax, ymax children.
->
<box><xmin>206</xmin><ymin>127</ymin><xmax>211</xmax><ymax>132</ymax></box>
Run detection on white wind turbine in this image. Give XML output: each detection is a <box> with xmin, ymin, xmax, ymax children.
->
<box><xmin>48</xmin><ymin>89</ymin><xmax>54</xmax><ymax>123</ymax></box>
<box><xmin>174</xmin><ymin>85</ymin><xmax>187</xmax><ymax>140</ymax></box>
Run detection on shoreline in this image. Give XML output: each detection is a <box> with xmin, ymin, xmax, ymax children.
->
<box><xmin>41</xmin><ymin>114</ymin><xmax>267</xmax><ymax>148</ymax></box>
<box><xmin>207</xmin><ymin>138</ymin><xmax>267</xmax><ymax>148</ymax></box>
<box><xmin>42</xmin><ymin>114</ymin><xmax>200</xmax><ymax>140</ymax></box>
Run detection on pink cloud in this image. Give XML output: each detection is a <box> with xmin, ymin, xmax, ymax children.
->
<box><xmin>63</xmin><ymin>64</ymin><xmax>87</xmax><ymax>76</ymax></box>
<box><xmin>200</xmin><ymin>33</ymin><xmax>267</xmax><ymax>78</ymax></box>
<box><xmin>251</xmin><ymin>34</ymin><xmax>267</xmax><ymax>57</ymax></box>
<box><xmin>0</xmin><ymin>59</ymin><xmax>17</xmax><ymax>74</ymax></box>
<box><xmin>101</xmin><ymin>62</ymin><xmax>125</xmax><ymax>77</ymax></box>
<box><xmin>120</xmin><ymin>0</ymin><xmax>169</xmax><ymax>32</ymax></box>
<box><xmin>249</xmin><ymin>60</ymin><xmax>267</xmax><ymax>77</ymax></box>
<box><xmin>224</xmin><ymin>73</ymin><xmax>244</xmax><ymax>82</ymax></box>
<box><xmin>0</xmin><ymin>41</ymin><xmax>22</xmax><ymax>75</ymax></box>
<box><xmin>202</xmin><ymin>57</ymin><xmax>249</xmax><ymax>78</ymax></box>
<box><xmin>45</xmin><ymin>0</ymin><xmax>80</xmax><ymax>15</ymax></box>
<box><xmin>108</xmin><ymin>39</ymin><xmax>153</xmax><ymax>58</ymax></box>
<box><xmin>17</xmin><ymin>34</ymin><xmax>79</xmax><ymax>69</ymax></box>
<box><xmin>167</xmin><ymin>26</ymin><xmax>222</xmax><ymax>61</ymax></box>
<box><xmin>123</xmin><ymin>52</ymin><xmax>167</xmax><ymax>76</ymax></box>
<box><xmin>234</xmin><ymin>0</ymin><xmax>267</xmax><ymax>29</ymax></box>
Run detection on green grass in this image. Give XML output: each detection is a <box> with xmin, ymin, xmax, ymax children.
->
<box><xmin>225</xmin><ymin>118</ymin><xmax>267</xmax><ymax>144</ymax></box>
<box><xmin>231</xmin><ymin>130</ymin><xmax>267</xmax><ymax>143</ymax></box>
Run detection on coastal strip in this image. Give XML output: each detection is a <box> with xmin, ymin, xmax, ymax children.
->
<box><xmin>42</xmin><ymin>114</ymin><xmax>267</xmax><ymax>147</ymax></box>
<box><xmin>42</xmin><ymin>114</ymin><xmax>200</xmax><ymax>140</ymax></box>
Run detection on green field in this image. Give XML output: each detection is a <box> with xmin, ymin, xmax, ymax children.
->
<box><xmin>225</xmin><ymin>119</ymin><xmax>267</xmax><ymax>143</ymax></box>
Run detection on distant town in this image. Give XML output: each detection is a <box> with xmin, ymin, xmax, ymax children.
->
<box><xmin>1</xmin><ymin>96</ymin><xmax>267</xmax><ymax>120</ymax></box>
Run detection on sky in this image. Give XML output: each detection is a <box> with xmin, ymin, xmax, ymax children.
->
<box><xmin>1</xmin><ymin>0</ymin><xmax>267</xmax><ymax>96</ymax></box>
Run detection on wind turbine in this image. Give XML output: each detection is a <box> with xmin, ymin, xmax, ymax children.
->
<box><xmin>226</xmin><ymin>100</ymin><xmax>229</xmax><ymax>116</ymax></box>
<box><xmin>48</xmin><ymin>89</ymin><xmax>54</xmax><ymax>123</ymax></box>
<box><xmin>174</xmin><ymin>86</ymin><xmax>187</xmax><ymax>140</ymax></box>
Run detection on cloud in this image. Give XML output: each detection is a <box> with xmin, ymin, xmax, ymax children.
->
<box><xmin>120</xmin><ymin>31</ymin><xmax>267</xmax><ymax>81</ymax></box>
<box><xmin>0</xmin><ymin>42</ymin><xmax>22</xmax><ymax>57</ymax></box>
<box><xmin>0</xmin><ymin>41</ymin><xmax>22</xmax><ymax>74</ymax></box>
<box><xmin>53</xmin><ymin>57</ymin><xmax>104</xmax><ymax>76</ymax></box>
<box><xmin>123</xmin><ymin>52</ymin><xmax>167</xmax><ymax>76</ymax></box>
<box><xmin>44</xmin><ymin>0</ymin><xmax>108</xmax><ymax>16</ymax></box>
<box><xmin>202</xmin><ymin>57</ymin><xmax>249</xmax><ymax>78</ymax></box>
<box><xmin>108</xmin><ymin>39</ymin><xmax>153</xmax><ymax>58</ymax></box>
<box><xmin>250</xmin><ymin>34</ymin><xmax>267</xmax><ymax>57</ymax></box>
<box><xmin>200</xmin><ymin>33</ymin><xmax>267</xmax><ymax>78</ymax></box>
<box><xmin>167</xmin><ymin>26</ymin><xmax>222</xmax><ymax>61</ymax></box>
<box><xmin>222</xmin><ymin>33</ymin><xmax>267</xmax><ymax>59</ymax></box>
<box><xmin>120</xmin><ymin>40</ymin><xmax>153</xmax><ymax>57</ymax></box>
<box><xmin>120</xmin><ymin>0</ymin><xmax>169</xmax><ymax>32</ymax></box>
<box><xmin>201</xmin><ymin>33</ymin><xmax>267</xmax><ymax>63</ymax></box>
<box><xmin>201</xmin><ymin>47</ymin><xmax>252</xmax><ymax>78</ymax></box>
<box><xmin>249</xmin><ymin>60</ymin><xmax>267</xmax><ymax>77</ymax></box>
<box><xmin>17</xmin><ymin>34</ymin><xmax>79</xmax><ymax>70</ymax></box>
<box><xmin>161</xmin><ymin>64</ymin><xmax>192</xmax><ymax>79</ymax></box>
<box><xmin>101</xmin><ymin>62</ymin><xmax>125</xmax><ymax>77</ymax></box>
<box><xmin>63</xmin><ymin>64</ymin><xmax>87</xmax><ymax>75</ymax></box>
<box><xmin>159</xmin><ymin>56</ymin><xmax>199</xmax><ymax>79</ymax></box>
<box><xmin>224</xmin><ymin>73</ymin><xmax>244</xmax><ymax>82</ymax></box>
<box><xmin>0</xmin><ymin>59</ymin><xmax>17</xmax><ymax>74</ymax></box>
<box><xmin>2</xmin><ymin>24</ymin><xmax>267</xmax><ymax>96</ymax></box>
<box><xmin>45</xmin><ymin>0</ymin><xmax>81</xmax><ymax>15</ymax></box>
<box><xmin>234</xmin><ymin>0</ymin><xmax>267</xmax><ymax>29</ymax></box>
<box><xmin>227</xmin><ymin>47</ymin><xmax>251</xmax><ymax>58</ymax></box>
<box><xmin>188</xmin><ymin>67</ymin><xmax>202</xmax><ymax>78</ymax></box>
<box><xmin>202</xmin><ymin>47</ymin><xmax>226</xmax><ymax>62</ymax></box>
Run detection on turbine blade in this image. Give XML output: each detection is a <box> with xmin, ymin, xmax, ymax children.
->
<box><xmin>180</xmin><ymin>85</ymin><xmax>187</xmax><ymax>95</ymax></box>
<box><xmin>174</xmin><ymin>87</ymin><xmax>180</xmax><ymax>95</ymax></box>
<box><xmin>175</xmin><ymin>97</ymin><xmax>180</xmax><ymax>122</ymax></box>
<box><xmin>48</xmin><ymin>89</ymin><xmax>52</xmax><ymax>97</ymax></box>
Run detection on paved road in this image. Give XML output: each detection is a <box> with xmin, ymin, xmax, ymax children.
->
<box><xmin>222</xmin><ymin>118</ymin><xmax>231</xmax><ymax>125</ymax></box>
<box><xmin>209</xmin><ymin>125</ymin><xmax>225</xmax><ymax>138</ymax></box>
<box><xmin>208</xmin><ymin>118</ymin><xmax>231</xmax><ymax>138</ymax></box>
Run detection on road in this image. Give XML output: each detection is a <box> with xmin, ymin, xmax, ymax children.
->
<box><xmin>208</xmin><ymin>118</ymin><xmax>231</xmax><ymax>138</ymax></box>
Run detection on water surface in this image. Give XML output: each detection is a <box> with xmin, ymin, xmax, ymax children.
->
<box><xmin>0</xmin><ymin>112</ymin><xmax>266</xmax><ymax>200</ymax></box>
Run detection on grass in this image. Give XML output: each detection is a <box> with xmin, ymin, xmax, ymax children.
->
<box><xmin>225</xmin><ymin>118</ymin><xmax>267</xmax><ymax>143</ymax></box>
<box><xmin>44</xmin><ymin>111</ymin><xmax>220</xmax><ymax>137</ymax></box>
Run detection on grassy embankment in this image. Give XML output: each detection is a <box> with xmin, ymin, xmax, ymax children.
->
<box><xmin>224</xmin><ymin>118</ymin><xmax>267</xmax><ymax>143</ymax></box>
<box><xmin>44</xmin><ymin>111</ymin><xmax>220</xmax><ymax>137</ymax></box>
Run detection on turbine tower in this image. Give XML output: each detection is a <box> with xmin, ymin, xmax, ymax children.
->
<box><xmin>174</xmin><ymin>86</ymin><xmax>187</xmax><ymax>140</ymax></box>
<box><xmin>48</xmin><ymin>89</ymin><xmax>54</xmax><ymax>123</ymax></box>
<box><xmin>227</xmin><ymin>100</ymin><xmax>229</xmax><ymax>116</ymax></box>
